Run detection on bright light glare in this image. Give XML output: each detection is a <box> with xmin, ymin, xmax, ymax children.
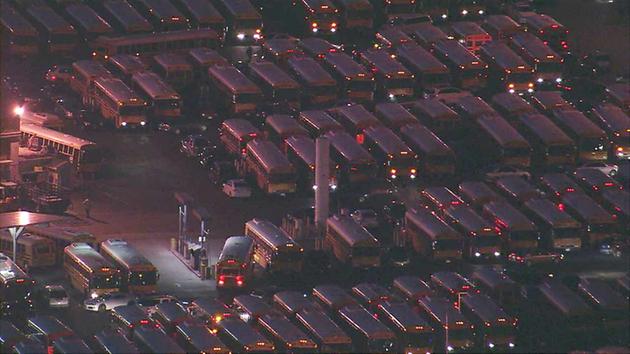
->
<box><xmin>494</xmin><ymin>251</ymin><xmax>501</xmax><ymax>257</ymax></box>
<box><xmin>537</xmin><ymin>78</ymin><xmax>544</xmax><ymax>83</ymax></box>
<box><xmin>442</xmin><ymin>14</ymin><xmax>448</xmax><ymax>19</ymax></box>
<box><xmin>91</xmin><ymin>292</ymin><xmax>98</xmax><ymax>299</ymax></box>
<box><xmin>447</xmin><ymin>346</ymin><xmax>454</xmax><ymax>352</ymax></box>
<box><xmin>121</xmin><ymin>122</ymin><xmax>127</xmax><ymax>127</ymax></box>
<box><xmin>474</xmin><ymin>252</ymin><xmax>481</xmax><ymax>257</ymax></box>
<box><xmin>461</xmin><ymin>9</ymin><xmax>468</xmax><ymax>15</ymax></box>
<box><xmin>509</xmin><ymin>343</ymin><xmax>515</xmax><ymax>348</ymax></box>
<box><xmin>13</xmin><ymin>106</ymin><xmax>25</xmax><ymax>116</ymax></box>
<box><xmin>555</xmin><ymin>77</ymin><xmax>562</xmax><ymax>83</ymax></box>
<box><xmin>237</xmin><ymin>33</ymin><xmax>245</xmax><ymax>40</ymax></box>
<box><xmin>140</xmin><ymin>121</ymin><xmax>146</xmax><ymax>126</ymax></box>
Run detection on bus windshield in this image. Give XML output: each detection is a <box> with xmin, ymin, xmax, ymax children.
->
<box><xmin>354</xmin><ymin>247</ymin><xmax>379</xmax><ymax>257</ymax></box>
<box><xmin>129</xmin><ymin>271</ymin><xmax>158</xmax><ymax>286</ymax></box>
<box><xmin>234</xmin><ymin>93</ymin><xmax>260</xmax><ymax>103</ymax></box>
<box><xmin>269</xmin><ymin>172</ymin><xmax>294</xmax><ymax>183</ymax></box>
<box><xmin>92</xmin><ymin>274</ymin><xmax>120</xmax><ymax>289</ymax></box>
<box><xmin>510</xmin><ymin>72</ymin><xmax>532</xmax><ymax>83</ymax></box>
<box><xmin>449</xmin><ymin>327</ymin><xmax>473</xmax><ymax>341</ymax></box>
<box><xmin>589</xmin><ymin>223</ymin><xmax>614</xmax><ymax>234</ymax></box>
<box><xmin>462</xmin><ymin>68</ymin><xmax>483</xmax><ymax>79</ymax></box>
<box><xmin>433</xmin><ymin>239</ymin><xmax>462</xmax><ymax>251</ymax></box>
<box><xmin>425</xmin><ymin>73</ymin><xmax>450</xmax><ymax>85</ymax></box>
<box><xmin>491</xmin><ymin>325</ymin><xmax>514</xmax><ymax>337</ymax></box>
<box><xmin>511</xmin><ymin>231</ymin><xmax>538</xmax><ymax>242</ymax></box>
<box><xmin>349</xmin><ymin>80</ymin><xmax>374</xmax><ymax>91</ymax></box>
<box><xmin>310</xmin><ymin>85</ymin><xmax>334</xmax><ymax>95</ymax></box>
<box><xmin>504</xmin><ymin>146</ymin><xmax>530</xmax><ymax>158</ymax></box>
<box><xmin>275</xmin><ymin>88</ymin><xmax>299</xmax><ymax>100</ymax></box>
<box><xmin>538</xmin><ymin>62</ymin><xmax>562</xmax><ymax>73</ymax></box>
<box><xmin>276</xmin><ymin>249</ymin><xmax>301</xmax><ymax>261</ymax></box>
<box><xmin>120</xmin><ymin>105</ymin><xmax>145</xmax><ymax>116</ymax></box>
<box><xmin>387</xmin><ymin>78</ymin><xmax>414</xmax><ymax>89</ymax></box>
<box><xmin>156</xmin><ymin>99</ymin><xmax>180</xmax><ymax>110</ymax></box>
<box><xmin>548</xmin><ymin>145</ymin><xmax>574</xmax><ymax>156</ymax></box>
<box><xmin>368</xmin><ymin>338</ymin><xmax>395</xmax><ymax>352</ymax></box>
<box><xmin>474</xmin><ymin>236</ymin><xmax>501</xmax><ymax>247</ymax></box>
<box><xmin>407</xmin><ymin>332</ymin><xmax>433</xmax><ymax>347</ymax></box>
<box><xmin>235</xmin><ymin>19</ymin><xmax>261</xmax><ymax>29</ymax></box>
<box><xmin>554</xmin><ymin>227</ymin><xmax>580</xmax><ymax>239</ymax></box>
<box><xmin>351</xmin><ymin>163</ymin><xmax>373</xmax><ymax>174</ymax></box>
<box><xmin>52</xmin><ymin>33</ymin><xmax>76</xmax><ymax>43</ymax></box>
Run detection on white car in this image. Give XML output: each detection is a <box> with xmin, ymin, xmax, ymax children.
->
<box><xmin>44</xmin><ymin>285</ymin><xmax>69</xmax><ymax>308</ymax></box>
<box><xmin>83</xmin><ymin>292</ymin><xmax>134</xmax><ymax>312</ymax></box>
<box><xmin>578</xmin><ymin>162</ymin><xmax>619</xmax><ymax>176</ymax></box>
<box><xmin>351</xmin><ymin>209</ymin><xmax>380</xmax><ymax>229</ymax></box>
<box><xmin>484</xmin><ymin>165</ymin><xmax>532</xmax><ymax>182</ymax></box>
<box><xmin>222</xmin><ymin>179</ymin><xmax>252</xmax><ymax>198</ymax></box>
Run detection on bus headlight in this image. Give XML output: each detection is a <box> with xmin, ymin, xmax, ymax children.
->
<box><xmin>447</xmin><ymin>346</ymin><xmax>454</xmax><ymax>352</ymax></box>
<box><xmin>555</xmin><ymin>77</ymin><xmax>562</xmax><ymax>83</ymax></box>
<box><xmin>474</xmin><ymin>252</ymin><xmax>481</xmax><ymax>257</ymax></box>
<box><xmin>509</xmin><ymin>343</ymin><xmax>515</xmax><ymax>348</ymax></box>
<box><xmin>330</xmin><ymin>28</ymin><xmax>336</xmax><ymax>33</ymax></box>
<box><xmin>140</xmin><ymin>121</ymin><xmax>146</xmax><ymax>126</ymax></box>
<box><xmin>537</xmin><ymin>78</ymin><xmax>544</xmax><ymax>83</ymax></box>
<box><xmin>253</xmin><ymin>34</ymin><xmax>261</xmax><ymax>40</ymax></box>
<box><xmin>312</xmin><ymin>28</ymin><xmax>318</xmax><ymax>33</ymax></box>
<box><xmin>494</xmin><ymin>251</ymin><xmax>501</xmax><ymax>257</ymax></box>
<box><xmin>121</xmin><ymin>122</ymin><xmax>127</xmax><ymax>127</ymax></box>
<box><xmin>461</xmin><ymin>9</ymin><xmax>468</xmax><ymax>15</ymax></box>
<box><xmin>389</xmin><ymin>93</ymin><xmax>395</xmax><ymax>100</ymax></box>
<box><xmin>527</xmin><ymin>88</ymin><xmax>534</xmax><ymax>93</ymax></box>
<box><xmin>508</xmin><ymin>89</ymin><xmax>515</xmax><ymax>94</ymax></box>
<box><xmin>442</xmin><ymin>14</ymin><xmax>448</xmax><ymax>19</ymax></box>
<box><xmin>478</xmin><ymin>10</ymin><xmax>484</xmax><ymax>15</ymax></box>
<box><xmin>237</xmin><ymin>33</ymin><xmax>245</xmax><ymax>40</ymax></box>
<box><xmin>488</xmin><ymin>343</ymin><xmax>495</xmax><ymax>349</ymax></box>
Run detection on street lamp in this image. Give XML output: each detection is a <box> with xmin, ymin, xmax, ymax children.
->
<box><xmin>13</xmin><ymin>105</ymin><xmax>24</xmax><ymax>117</ymax></box>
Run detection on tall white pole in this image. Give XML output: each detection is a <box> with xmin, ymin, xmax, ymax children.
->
<box><xmin>315</xmin><ymin>137</ymin><xmax>330</xmax><ymax>230</ymax></box>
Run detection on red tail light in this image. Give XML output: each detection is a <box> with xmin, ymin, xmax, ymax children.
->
<box><xmin>140</xmin><ymin>319</ymin><xmax>149</xmax><ymax>325</ymax></box>
<box><xmin>557</xmin><ymin>203</ymin><xmax>565</xmax><ymax>211</ymax></box>
<box><xmin>236</xmin><ymin>275</ymin><xmax>244</xmax><ymax>286</ymax></box>
<box><xmin>451</xmin><ymin>200</ymin><xmax>461</xmax><ymax>206</ymax></box>
<box><xmin>603</xmin><ymin>182</ymin><xmax>614</xmax><ymax>187</ymax></box>
<box><xmin>566</xmin><ymin>187</ymin><xmax>575</xmax><ymax>192</ymax></box>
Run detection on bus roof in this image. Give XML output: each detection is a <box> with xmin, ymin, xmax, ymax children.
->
<box><xmin>299</xmin><ymin>110</ymin><xmax>343</xmax><ymax>135</ymax></box>
<box><xmin>95</xmin><ymin>28</ymin><xmax>218</xmax><ymax>49</ymax></box>
<box><xmin>288</xmin><ymin>57</ymin><xmax>337</xmax><ymax>86</ymax></box>
<box><xmin>412</xmin><ymin>24</ymin><xmax>449</xmax><ymax>46</ymax></box>
<box><xmin>524</xmin><ymin>198</ymin><xmax>582</xmax><ymax>228</ymax></box>
<box><xmin>246</xmin><ymin>140</ymin><xmax>295</xmax><ymax>175</ymax></box>
<box><xmin>27</xmin><ymin>316</ymin><xmax>73</xmax><ymax>338</ymax></box>
<box><xmin>1</xmin><ymin>231</ymin><xmax>52</xmax><ymax>247</ymax></box>
<box><xmin>491</xmin><ymin>92</ymin><xmax>535</xmax><ymax>116</ymax></box>
<box><xmin>329</xmin><ymin>104</ymin><xmax>381</xmax><ymax>130</ymax></box>
<box><xmin>191</xmin><ymin>297</ymin><xmax>232</xmax><ymax>318</ymax></box>
<box><xmin>273</xmin><ymin>291</ymin><xmax>321</xmax><ymax>315</ymax></box>
<box><xmin>399</xmin><ymin>124</ymin><xmax>453</xmax><ymax>156</ymax></box>
<box><xmin>352</xmin><ymin>283</ymin><xmax>390</xmax><ymax>304</ymax></box>
<box><xmin>431</xmin><ymin>271</ymin><xmax>475</xmax><ymax>293</ymax></box>
<box><xmin>376</xmin><ymin>27</ymin><xmax>413</xmax><ymax>48</ymax></box>
<box><xmin>374</xmin><ymin>103</ymin><xmax>418</xmax><ymax>129</ymax></box>
<box><xmin>484</xmin><ymin>201</ymin><xmax>537</xmax><ymax>231</ymax></box>
<box><xmin>153</xmin><ymin>53</ymin><xmax>193</xmax><ymax>70</ymax></box>
<box><xmin>64</xmin><ymin>243</ymin><xmax>116</xmax><ymax>272</ymax></box>
<box><xmin>262</xmin><ymin>38</ymin><xmax>301</xmax><ymax>56</ymax></box>
<box><xmin>188</xmin><ymin>48</ymin><xmax>228</xmax><ymax>67</ymax></box>
<box><xmin>577</xmin><ymin>279</ymin><xmax>628</xmax><ymax>312</ymax></box>
<box><xmin>434</xmin><ymin>40</ymin><xmax>486</xmax><ymax>68</ymax></box>
<box><xmin>209</xmin><ymin>65</ymin><xmax>261</xmax><ymax>94</ymax></box>
<box><xmin>111</xmin><ymin>304</ymin><xmax>150</xmax><ymax>325</ymax></box>
<box><xmin>453</xmin><ymin>96</ymin><xmax>497</xmax><ymax>119</ymax></box>
<box><xmin>602</xmin><ymin>189</ymin><xmax>629</xmax><ymax>217</ymax></box>
<box><xmin>417</xmin><ymin>296</ymin><xmax>469</xmax><ymax>326</ymax></box>
<box><xmin>176</xmin><ymin>0</ymin><xmax>225</xmax><ymax>25</ymax></box>
<box><xmin>245</xmin><ymin>218</ymin><xmax>299</xmax><ymax>250</ymax></box>
<box><xmin>523</xmin><ymin>13</ymin><xmax>566</xmax><ymax>31</ymax></box>
<box><xmin>217</xmin><ymin>0</ymin><xmax>262</xmax><ymax>20</ymax></box>
<box><xmin>422</xmin><ymin>186</ymin><xmax>464</xmax><ymax>207</ymax></box>
<box><xmin>0</xmin><ymin>320</ymin><xmax>24</xmax><ymax>345</ymax></box>
<box><xmin>108</xmin><ymin>54</ymin><xmax>147</xmax><ymax>74</ymax></box>
<box><xmin>476</xmin><ymin>114</ymin><xmax>530</xmax><ymax>149</ymax></box>
<box><xmin>102</xmin><ymin>0</ymin><xmax>153</xmax><ymax>33</ymax></box>
<box><xmin>363</xmin><ymin>126</ymin><xmax>414</xmax><ymax>157</ymax></box>
<box><xmin>135</xmin><ymin>0</ymin><xmax>185</xmax><ymax>22</ymax></box>
<box><xmin>451</xmin><ymin>21</ymin><xmax>489</xmax><ymax>37</ymax></box>
<box><xmin>538</xmin><ymin>281</ymin><xmax>592</xmax><ymax>317</ymax></box>
<box><xmin>561</xmin><ymin>193</ymin><xmax>615</xmax><ymax>224</ymax></box>
<box><xmin>460</xmin><ymin>294</ymin><xmax>513</xmax><ymax>325</ymax></box>
<box><xmin>335</xmin><ymin>0</ymin><xmax>372</xmax><ymax>10</ymax></box>
<box><xmin>591</xmin><ymin>103</ymin><xmax>630</xmax><ymax>136</ymax></box>
<box><xmin>326</xmin><ymin>215</ymin><xmax>379</xmax><ymax>247</ymax></box>
<box><xmin>552</xmin><ymin>110</ymin><xmax>606</xmax><ymax>138</ymax></box>
<box><xmin>483</xmin><ymin>15</ymin><xmax>521</xmax><ymax>33</ymax></box>
<box><xmin>313</xmin><ymin>284</ymin><xmax>358</xmax><ymax>310</ymax></box>
<box><xmin>258</xmin><ymin>314</ymin><xmax>318</xmax><ymax>350</ymax></box>
<box><xmin>284</xmin><ymin>136</ymin><xmax>316</xmax><ymax>166</ymax></box>
<box><xmin>531</xmin><ymin>91</ymin><xmax>572</xmax><ymax>111</ymax></box>
<box><xmin>324</xmin><ymin>131</ymin><xmax>375</xmax><ymax>164</ymax></box>
<box><xmin>132</xmin><ymin>71</ymin><xmax>180</xmax><ymax>100</ymax></box>
<box><xmin>295</xmin><ymin>309</ymin><xmax>352</xmax><ymax>345</ymax></box>
<box><xmin>392</xmin><ymin>275</ymin><xmax>434</xmax><ymax>300</ymax></box>
<box><xmin>480</xmin><ymin>41</ymin><xmax>532</xmax><ymax>71</ymax></box>
<box><xmin>218</xmin><ymin>236</ymin><xmax>253</xmax><ymax>264</ymax></box>
<box><xmin>511</xmin><ymin>32</ymin><xmax>561</xmax><ymax>62</ymax></box>
<box><xmin>26</xmin><ymin>4</ymin><xmax>76</xmax><ymax>34</ymax></box>
<box><xmin>411</xmin><ymin>98</ymin><xmax>459</xmax><ymax>120</ymax></box>
<box><xmin>221</xmin><ymin>118</ymin><xmax>260</xmax><ymax>139</ymax></box>
<box><xmin>249</xmin><ymin>61</ymin><xmax>300</xmax><ymax>89</ymax></box>
<box><xmin>175</xmin><ymin>320</ymin><xmax>229</xmax><ymax>353</ymax></box>
<box><xmin>297</xmin><ymin>37</ymin><xmax>339</xmax><ymax>58</ymax></box>
<box><xmin>606</xmin><ymin>83</ymin><xmax>630</xmax><ymax>106</ymax></box>
<box><xmin>517</xmin><ymin>113</ymin><xmax>575</xmax><ymax>145</ymax></box>
<box><xmin>360</xmin><ymin>50</ymin><xmax>413</xmax><ymax>77</ymax></box>
<box><xmin>405</xmin><ymin>208</ymin><xmax>461</xmax><ymax>241</ymax></box>
<box><xmin>471</xmin><ymin>267</ymin><xmax>517</xmax><ymax>291</ymax></box>
<box><xmin>65</xmin><ymin>3</ymin><xmax>113</xmax><ymax>35</ymax></box>
<box><xmin>53</xmin><ymin>336</ymin><xmax>92</xmax><ymax>354</ymax></box>
<box><xmin>1</xmin><ymin>4</ymin><xmax>37</xmax><ymax>36</ymax></box>
<box><xmin>72</xmin><ymin>60</ymin><xmax>113</xmax><ymax>79</ymax></box>
<box><xmin>217</xmin><ymin>318</ymin><xmax>274</xmax><ymax>351</ymax></box>
<box><xmin>133</xmin><ymin>326</ymin><xmax>185</xmax><ymax>354</ymax></box>
<box><xmin>338</xmin><ymin>306</ymin><xmax>395</xmax><ymax>340</ymax></box>
<box><xmin>540</xmin><ymin>173</ymin><xmax>582</xmax><ymax>195</ymax></box>
<box><xmin>495</xmin><ymin>176</ymin><xmax>542</xmax><ymax>202</ymax></box>
<box><xmin>100</xmin><ymin>239</ymin><xmax>155</xmax><ymax>270</ymax></box>
<box><xmin>458</xmin><ymin>181</ymin><xmax>503</xmax><ymax>206</ymax></box>
<box><xmin>94</xmin><ymin>329</ymin><xmax>140</xmax><ymax>354</ymax></box>
<box><xmin>21</xmin><ymin>123</ymin><xmax>96</xmax><ymax>150</ymax></box>
<box><xmin>94</xmin><ymin>77</ymin><xmax>147</xmax><ymax>105</ymax></box>
<box><xmin>445</xmin><ymin>205</ymin><xmax>497</xmax><ymax>235</ymax></box>
<box><xmin>0</xmin><ymin>254</ymin><xmax>29</xmax><ymax>283</ymax></box>
<box><xmin>323</xmin><ymin>52</ymin><xmax>373</xmax><ymax>79</ymax></box>
<box><xmin>155</xmin><ymin>302</ymin><xmax>189</xmax><ymax>323</ymax></box>
<box><xmin>12</xmin><ymin>339</ymin><xmax>45</xmax><ymax>354</ymax></box>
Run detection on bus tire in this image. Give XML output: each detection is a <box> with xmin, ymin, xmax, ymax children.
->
<box><xmin>98</xmin><ymin>304</ymin><xmax>106</xmax><ymax>312</ymax></box>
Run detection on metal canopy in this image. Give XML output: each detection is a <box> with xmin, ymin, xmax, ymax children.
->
<box><xmin>0</xmin><ymin>211</ymin><xmax>70</xmax><ymax>262</ymax></box>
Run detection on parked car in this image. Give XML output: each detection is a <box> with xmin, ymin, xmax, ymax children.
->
<box><xmin>484</xmin><ymin>165</ymin><xmax>532</xmax><ymax>182</ymax></box>
<box><xmin>45</xmin><ymin>65</ymin><xmax>71</xmax><ymax>83</ymax></box>
<box><xmin>577</xmin><ymin>162</ymin><xmax>619</xmax><ymax>176</ymax></box>
<box><xmin>43</xmin><ymin>285</ymin><xmax>69</xmax><ymax>309</ymax></box>
<box><xmin>350</xmin><ymin>209</ymin><xmax>380</xmax><ymax>229</ymax></box>
<box><xmin>84</xmin><ymin>292</ymin><xmax>135</xmax><ymax>312</ymax></box>
<box><xmin>222</xmin><ymin>179</ymin><xmax>252</xmax><ymax>198</ymax></box>
<box><xmin>180</xmin><ymin>135</ymin><xmax>212</xmax><ymax>158</ymax></box>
